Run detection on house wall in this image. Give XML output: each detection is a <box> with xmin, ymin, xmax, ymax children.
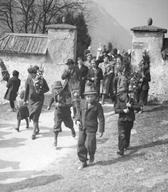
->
<box><xmin>131</xmin><ymin>31</ymin><xmax>168</xmax><ymax>103</ymax></box>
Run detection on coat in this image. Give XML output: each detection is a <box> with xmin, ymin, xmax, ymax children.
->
<box><xmin>87</xmin><ymin>67</ymin><xmax>103</xmax><ymax>94</ymax></box>
<box><xmin>61</xmin><ymin>66</ymin><xmax>81</xmax><ymax>92</ymax></box>
<box><xmin>114</xmin><ymin>94</ymin><xmax>139</xmax><ymax>122</ymax></box>
<box><xmin>76</xmin><ymin>101</ymin><xmax>105</xmax><ymax>133</ymax></box>
<box><xmin>4</xmin><ymin>76</ymin><xmax>20</xmax><ymax>101</ymax></box>
<box><xmin>24</xmin><ymin>76</ymin><xmax>49</xmax><ymax>120</ymax></box>
<box><xmin>78</xmin><ymin>64</ymin><xmax>88</xmax><ymax>95</ymax></box>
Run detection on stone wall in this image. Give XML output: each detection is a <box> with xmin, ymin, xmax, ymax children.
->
<box><xmin>131</xmin><ymin>31</ymin><xmax>168</xmax><ymax>103</ymax></box>
<box><xmin>0</xmin><ymin>24</ymin><xmax>77</xmax><ymax>104</ymax></box>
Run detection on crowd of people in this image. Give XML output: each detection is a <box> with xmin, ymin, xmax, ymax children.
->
<box><xmin>1</xmin><ymin>45</ymin><xmax>151</xmax><ymax>170</ymax></box>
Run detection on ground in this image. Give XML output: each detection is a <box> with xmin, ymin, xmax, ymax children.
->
<box><xmin>1</xmin><ymin>101</ymin><xmax>168</xmax><ymax>192</ymax></box>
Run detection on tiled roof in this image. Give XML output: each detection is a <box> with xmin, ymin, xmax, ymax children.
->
<box><xmin>0</xmin><ymin>33</ymin><xmax>48</xmax><ymax>55</ymax></box>
<box><xmin>131</xmin><ymin>25</ymin><xmax>167</xmax><ymax>33</ymax></box>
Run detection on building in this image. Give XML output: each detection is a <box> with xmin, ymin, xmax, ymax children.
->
<box><xmin>131</xmin><ymin>18</ymin><xmax>168</xmax><ymax>103</ymax></box>
<box><xmin>0</xmin><ymin>24</ymin><xmax>77</xmax><ymax>103</ymax></box>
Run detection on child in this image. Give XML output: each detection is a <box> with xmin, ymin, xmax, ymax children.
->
<box><xmin>15</xmin><ymin>90</ymin><xmax>29</xmax><ymax>132</ymax></box>
<box><xmin>47</xmin><ymin>81</ymin><xmax>76</xmax><ymax>149</ymax></box>
<box><xmin>76</xmin><ymin>83</ymin><xmax>105</xmax><ymax>169</ymax></box>
<box><xmin>115</xmin><ymin>90</ymin><xmax>137</xmax><ymax>156</ymax></box>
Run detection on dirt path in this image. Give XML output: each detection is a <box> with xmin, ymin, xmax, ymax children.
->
<box><xmin>1</xmin><ymin>104</ymin><xmax>168</xmax><ymax>192</ymax></box>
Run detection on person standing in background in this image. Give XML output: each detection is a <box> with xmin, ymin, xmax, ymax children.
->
<box><xmin>4</xmin><ymin>70</ymin><xmax>20</xmax><ymax>112</ymax></box>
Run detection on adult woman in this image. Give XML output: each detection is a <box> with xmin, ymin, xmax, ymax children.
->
<box><xmin>4</xmin><ymin>70</ymin><xmax>20</xmax><ymax>112</ymax></box>
<box><xmin>99</xmin><ymin>55</ymin><xmax>114</xmax><ymax>104</ymax></box>
<box><xmin>24</xmin><ymin>66</ymin><xmax>49</xmax><ymax>140</ymax></box>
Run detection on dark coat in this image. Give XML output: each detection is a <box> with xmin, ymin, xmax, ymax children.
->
<box><xmin>4</xmin><ymin>76</ymin><xmax>20</xmax><ymax>101</ymax></box>
<box><xmin>76</xmin><ymin>101</ymin><xmax>105</xmax><ymax>133</ymax></box>
<box><xmin>24</xmin><ymin>76</ymin><xmax>49</xmax><ymax>120</ymax></box>
<box><xmin>115</xmin><ymin>95</ymin><xmax>139</xmax><ymax>122</ymax></box>
<box><xmin>78</xmin><ymin>64</ymin><xmax>88</xmax><ymax>96</ymax></box>
<box><xmin>61</xmin><ymin>66</ymin><xmax>81</xmax><ymax>92</ymax></box>
<box><xmin>87</xmin><ymin>67</ymin><xmax>103</xmax><ymax>94</ymax></box>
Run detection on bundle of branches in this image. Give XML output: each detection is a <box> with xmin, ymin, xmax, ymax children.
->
<box><xmin>0</xmin><ymin>58</ymin><xmax>10</xmax><ymax>82</ymax></box>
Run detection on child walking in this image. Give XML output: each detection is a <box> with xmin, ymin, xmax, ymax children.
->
<box><xmin>15</xmin><ymin>90</ymin><xmax>29</xmax><ymax>132</ymax></box>
<box><xmin>47</xmin><ymin>81</ymin><xmax>76</xmax><ymax>149</ymax></box>
<box><xmin>115</xmin><ymin>90</ymin><xmax>138</xmax><ymax>156</ymax></box>
<box><xmin>76</xmin><ymin>83</ymin><xmax>105</xmax><ymax>169</ymax></box>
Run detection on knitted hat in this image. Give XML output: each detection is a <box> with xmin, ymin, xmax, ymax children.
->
<box><xmin>84</xmin><ymin>82</ymin><xmax>97</xmax><ymax>95</ymax></box>
<box><xmin>53</xmin><ymin>81</ymin><xmax>63</xmax><ymax>89</ymax></box>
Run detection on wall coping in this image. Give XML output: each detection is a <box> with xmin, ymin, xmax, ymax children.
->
<box><xmin>46</xmin><ymin>24</ymin><xmax>76</xmax><ymax>30</ymax></box>
<box><xmin>131</xmin><ymin>25</ymin><xmax>167</xmax><ymax>33</ymax></box>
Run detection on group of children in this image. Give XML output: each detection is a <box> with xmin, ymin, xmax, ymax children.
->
<box><xmin>14</xmin><ymin>73</ymin><xmax>137</xmax><ymax>170</ymax></box>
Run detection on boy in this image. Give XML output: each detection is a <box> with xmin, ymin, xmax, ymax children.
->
<box><xmin>15</xmin><ymin>90</ymin><xmax>29</xmax><ymax>131</ymax></box>
<box><xmin>48</xmin><ymin>81</ymin><xmax>76</xmax><ymax>149</ymax></box>
<box><xmin>76</xmin><ymin>83</ymin><xmax>105</xmax><ymax>169</ymax></box>
<box><xmin>115</xmin><ymin>90</ymin><xmax>137</xmax><ymax>156</ymax></box>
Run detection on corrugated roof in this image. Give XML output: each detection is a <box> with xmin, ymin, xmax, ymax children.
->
<box><xmin>0</xmin><ymin>33</ymin><xmax>48</xmax><ymax>55</ymax></box>
<box><xmin>131</xmin><ymin>25</ymin><xmax>167</xmax><ymax>33</ymax></box>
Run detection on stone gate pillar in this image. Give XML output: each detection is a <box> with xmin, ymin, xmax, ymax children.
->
<box><xmin>131</xmin><ymin>19</ymin><xmax>167</xmax><ymax>102</ymax></box>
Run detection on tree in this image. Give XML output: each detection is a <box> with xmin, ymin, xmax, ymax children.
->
<box><xmin>63</xmin><ymin>12</ymin><xmax>91</xmax><ymax>58</ymax></box>
<box><xmin>0</xmin><ymin>0</ymin><xmax>84</xmax><ymax>34</ymax></box>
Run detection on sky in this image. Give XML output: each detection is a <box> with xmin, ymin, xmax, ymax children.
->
<box><xmin>93</xmin><ymin>0</ymin><xmax>168</xmax><ymax>34</ymax></box>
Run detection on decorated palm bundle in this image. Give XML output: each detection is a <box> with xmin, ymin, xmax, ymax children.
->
<box><xmin>0</xmin><ymin>59</ymin><xmax>10</xmax><ymax>82</ymax></box>
<box><xmin>34</xmin><ymin>66</ymin><xmax>45</xmax><ymax>94</ymax></box>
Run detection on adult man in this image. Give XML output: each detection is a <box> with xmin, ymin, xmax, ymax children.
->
<box><xmin>61</xmin><ymin>58</ymin><xmax>81</xmax><ymax>118</ymax></box>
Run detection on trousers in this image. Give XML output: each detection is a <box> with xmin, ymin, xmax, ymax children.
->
<box><xmin>118</xmin><ymin>120</ymin><xmax>134</xmax><ymax>152</ymax></box>
<box><xmin>77</xmin><ymin>130</ymin><xmax>96</xmax><ymax>162</ymax></box>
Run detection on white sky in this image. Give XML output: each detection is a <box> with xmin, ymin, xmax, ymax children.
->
<box><xmin>93</xmin><ymin>0</ymin><xmax>168</xmax><ymax>32</ymax></box>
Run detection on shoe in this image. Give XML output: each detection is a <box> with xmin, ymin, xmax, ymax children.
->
<box><xmin>36</xmin><ymin>129</ymin><xmax>40</xmax><ymax>134</ymax></box>
<box><xmin>32</xmin><ymin>134</ymin><xmax>36</xmax><ymax>140</ymax></box>
<box><xmin>78</xmin><ymin>162</ymin><xmax>87</xmax><ymax>170</ymax></box>
<box><xmin>89</xmin><ymin>157</ymin><xmax>95</xmax><ymax>165</ymax></box>
<box><xmin>124</xmin><ymin>146</ymin><xmax>130</xmax><ymax>151</ymax></box>
<box><xmin>71</xmin><ymin>128</ymin><xmax>76</xmax><ymax>137</ymax></box>
<box><xmin>15</xmin><ymin>128</ymin><xmax>19</xmax><ymax>132</ymax></box>
<box><xmin>117</xmin><ymin>150</ymin><xmax>124</xmax><ymax>156</ymax></box>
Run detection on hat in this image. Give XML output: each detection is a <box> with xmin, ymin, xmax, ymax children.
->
<box><xmin>53</xmin><ymin>81</ymin><xmax>63</xmax><ymax>89</ymax></box>
<box><xmin>84</xmin><ymin>82</ymin><xmax>97</xmax><ymax>95</ymax></box>
<box><xmin>66</xmin><ymin>59</ymin><xmax>74</xmax><ymax>65</ymax></box>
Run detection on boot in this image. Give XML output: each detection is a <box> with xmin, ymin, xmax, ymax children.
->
<box><xmin>32</xmin><ymin>121</ymin><xmax>38</xmax><ymax>140</ymax></box>
<box><xmin>78</xmin><ymin>162</ymin><xmax>87</xmax><ymax>170</ymax></box>
<box><xmin>36</xmin><ymin>121</ymin><xmax>40</xmax><ymax>134</ymax></box>
<box><xmin>25</xmin><ymin>118</ymin><xmax>29</xmax><ymax>129</ymax></box>
<box><xmin>54</xmin><ymin>132</ymin><xmax>59</xmax><ymax>149</ymax></box>
<box><xmin>15</xmin><ymin>120</ymin><xmax>20</xmax><ymax>132</ymax></box>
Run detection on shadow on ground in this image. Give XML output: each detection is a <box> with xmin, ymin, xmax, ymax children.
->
<box><xmin>96</xmin><ymin>138</ymin><xmax>168</xmax><ymax>167</ymax></box>
<box><xmin>0</xmin><ymin>138</ymin><xmax>26</xmax><ymax>148</ymax></box>
<box><xmin>0</xmin><ymin>172</ymin><xmax>63</xmax><ymax>192</ymax></box>
<box><xmin>0</xmin><ymin>159</ymin><xmax>20</xmax><ymax>170</ymax></box>
<box><xmin>145</xmin><ymin>105</ymin><xmax>168</xmax><ymax>113</ymax></box>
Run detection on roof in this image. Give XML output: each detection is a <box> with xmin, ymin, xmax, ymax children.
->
<box><xmin>46</xmin><ymin>24</ymin><xmax>76</xmax><ymax>30</ymax></box>
<box><xmin>131</xmin><ymin>25</ymin><xmax>167</xmax><ymax>33</ymax></box>
<box><xmin>0</xmin><ymin>33</ymin><xmax>48</xmax><ymax>55</ymax></box>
